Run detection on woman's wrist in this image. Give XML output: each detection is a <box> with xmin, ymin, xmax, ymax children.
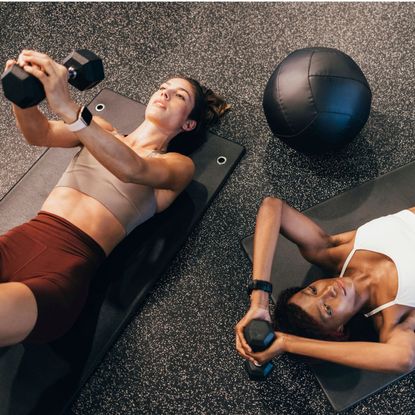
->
<box><xmin>56</xmin><ymin>101</ymin><xmax>80</xmax><ymax>124</ymax></box>
<box><xmin>278</xmin><ymin>332</ymin><xmax>290</xmax><ymax>353</ymax></box>
<box><xmin>250</xmin><ymin>290</ymin><xmax>270</xmax><ymax>309</ymax></box>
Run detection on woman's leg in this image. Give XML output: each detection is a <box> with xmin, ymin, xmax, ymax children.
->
<box><xmin>0</xmin><ymin>212</ymin><xmax>105</xmax><ymax>344</ymax></box>
<box><xmin>0</xmin><ymin>282</ymin><xmax>37</xmax><ymax>346</ymax></box>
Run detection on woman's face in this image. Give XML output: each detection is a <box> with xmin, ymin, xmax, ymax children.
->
<box><xmin>289</xmin><ymin>277</ymin><xmax>357</xmax><ymax>333</ymax></box>
<box><xmin>145</xmin><ymin>78</ymin><xmax>196</xmax><ymax>133</ymax></box>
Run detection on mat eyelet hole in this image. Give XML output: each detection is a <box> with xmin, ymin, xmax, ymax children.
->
<box><xmin>95</xmin><ymin>103</ymin><xmax>105</xmax><ymax>112</ymax></box>
<box><xmin>217</xmin><ymin>156</ymin><xmax>227</xmax><ymax>165</ymax></box>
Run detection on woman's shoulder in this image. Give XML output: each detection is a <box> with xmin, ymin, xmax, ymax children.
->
<box><xmin>318</xmin><ymin>230</ymin><xmax>357</xmax><ymax>272</ymax></box>
<box><xmin>156</xmin><ymin>151</ymin><xmax>195</xmax><ymax>192</ymax></box>
<box><xmin>160</xmin><ymin>151</ymin><xmax>195</xmax><ymax>169</ymax></box>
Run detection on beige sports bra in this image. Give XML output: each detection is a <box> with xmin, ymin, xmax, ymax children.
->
<box><xmin>56</xmin><ymin>146</ymin><xmax>163</xmax><ymax>235</ymax></box>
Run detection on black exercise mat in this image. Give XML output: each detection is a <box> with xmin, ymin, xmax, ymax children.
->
<box><xmin>0</xmin><ymin>88</ymin><xmax>245</xmax><ymax>415</ymax></box>
<box><xmin>241</xmin><ymin>163</ymin><xmax>415</xmax><ymax>412</ymax></box>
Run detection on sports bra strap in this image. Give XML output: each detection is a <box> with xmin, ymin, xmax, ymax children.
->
<box><xmin>364</xmin><ymin>300</ymin><xmax>397</xmax><ymax>317</ymax></box>
<box><xmin>339</xmin><ymin>248</ymin><xmax>356</xmax><ymax>278</ymax></box>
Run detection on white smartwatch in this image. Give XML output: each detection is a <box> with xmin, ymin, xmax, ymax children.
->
<box><xmin>65</xmin><ymin>106</ymin><xmax>93</xmax><ymax>132</ymax></box>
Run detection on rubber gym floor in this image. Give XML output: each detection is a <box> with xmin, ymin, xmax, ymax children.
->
<box><xmin>0</xmin><ymin>2</ymin><xmax>414</xmax><ymax>414</ymax></box>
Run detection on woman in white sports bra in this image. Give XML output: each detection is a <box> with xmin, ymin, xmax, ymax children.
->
<box><xmin>235</xmin><ymin>197</ymin><xmax>415</xmax><ymax>373</ymax></box>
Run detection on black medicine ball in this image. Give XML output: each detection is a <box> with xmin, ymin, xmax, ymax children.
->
<box><xmin>263</xmin><ymin>47</ymin><xmax>372</xmax><ymax>153</ymax></box>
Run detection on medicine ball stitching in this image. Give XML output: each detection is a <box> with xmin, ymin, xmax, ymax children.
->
<box><xmin>307</xmin><ymin>51</ymin><xmax>371</xmax><ymax>125</ymax></box>
<box><xmin>276</xmin><ymin>62</ymin><xmax>295</xmax><ymax>134</ymax></box>
<box><xmin>309</xmin><ymin>74</ymin><xmax>371</xmax><ymax>92</ymax></box>
<box><xmin>274</xmin><ymin>113</ymin><xmax>320</xmax><ymax>138</ymax></box>
<box><xmin>310</xmin><ymin>48</ymin><xmax>371</xmax><ymax>92</ymax></box>
<box><xmin>307</xmin><ymin>50</ymin><xmax>319</xmax><ymax>113</ymax></box>
<box><xmin>329</xmin><ymin>51</ymin><xmax>372</xmax><ymax>134</ymax></box>
<box><xmin>335</xmin><ymin>49</ymin><xmax>372</xmax><ymax>92</ymax></box>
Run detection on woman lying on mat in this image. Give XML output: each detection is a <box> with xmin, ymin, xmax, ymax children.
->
<box><xmin>236</xmin><ymin>197</ymin><xmax>415</xmax><ymax>373</ymax></box>
<box><xmin>0</xmin><ymin>50</ymin><xmax>229</xmax><ymax>345</ymax></box>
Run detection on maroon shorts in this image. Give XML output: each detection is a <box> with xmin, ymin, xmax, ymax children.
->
<box><xmin>0</xmin><ymin>211</ymin><xmax>106</xmax><ymax>344</ymax></box>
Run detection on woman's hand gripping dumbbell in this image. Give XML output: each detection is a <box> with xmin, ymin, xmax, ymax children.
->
<box><xmin>243</xmin><ymin>319</ymin><xmax>276</xmax><ymax>381</ymax></box>
<box><xmin>1</xmin><ymin>49</ymin><xmax>104</xmax><ymax>109</ymax></box>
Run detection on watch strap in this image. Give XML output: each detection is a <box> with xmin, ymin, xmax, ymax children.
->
<box><xmin>65</xmin><ymin>105</ymin><xmax>93</xmax><ymax>132</ymax></box>
<box><xmin>247</xmin><ymin>279</ymin><xmax>273</xmax><ymax>296</ymax></box>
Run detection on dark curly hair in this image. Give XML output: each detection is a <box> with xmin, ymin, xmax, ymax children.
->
<box><xmin>273</xmin><ymin>286</ymin><xmax>350</xmax><ymax>342</ymax></box>
<box><xmin>167</xmin><ymin>76</ymin><xmax>230</xmax><ymax>155</ymax></box>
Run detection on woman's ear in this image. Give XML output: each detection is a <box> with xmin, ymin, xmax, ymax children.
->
<box><xmin>182</xmin><ymin>119</ymin><xmax>197</xmax><ymax>132</ymax></box>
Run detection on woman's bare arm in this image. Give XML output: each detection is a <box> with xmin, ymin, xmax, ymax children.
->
<box><xmin>251</xmin><ymin>310</ymin><xmax>415</xmax><ymax>373</ymax></box>
<box><xmin>236</xmin><ymin>197</ymin><xmax>335</xmax><ymax>361</ymax></box>
<box><xmin>13</xmin><ymin>101</ymin><xmax>194</xmax><ymax>190</ymax></box>
<box><xmin>54</xmin><ymin>110</ymin><xmax>195</xmax><ymax>190</ymax></box>
<box><xmin>283</xmin><ymin>331</ymin><xmax>415</xmax><ymax>373</ymax></box>
<box><xmin>252</xmin><ymin>197</ymin><xmax>334</xmax><ymax>291</ymax></box>
<box><xmin>12</xmin><ymin>105</ymin><xmax>72</xmax><ymax>147</ymax></box>
<box><xmin>13</xmin><ymin>104</ymin><xmax>118</xmax><ymax>148</ymax></box>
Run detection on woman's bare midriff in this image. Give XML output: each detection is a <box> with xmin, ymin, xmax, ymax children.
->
<box><xmin>41</xmin><ymin>187</ymin><xmax>126</xmax><ymax>256</ymax></box>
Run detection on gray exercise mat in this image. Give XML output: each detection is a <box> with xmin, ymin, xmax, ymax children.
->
<box><xmin>241</xmin><ymin>163</ymin><xmax>415</xmax><ymax>412</ymax></box>
<box><xmin>0</xmin><ymin>88</ymin><xmax>245</xmax><ymax>415</ymax></box>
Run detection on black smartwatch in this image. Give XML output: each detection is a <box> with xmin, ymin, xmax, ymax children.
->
<box><xmin>247</xmin><ymin>279</ymin><xmax>273</xmax><ymax>297</ymax></box>
<box><xmin>65</xmin><ymin>105</ymin><xmax>93</xmax><ymax>132</ymax></box>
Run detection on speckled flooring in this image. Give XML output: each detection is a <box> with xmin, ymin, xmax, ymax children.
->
<box><xmin>0</xmin><ymin>2</ymin><xmax>414</xmax><ymax>414</ymax></box>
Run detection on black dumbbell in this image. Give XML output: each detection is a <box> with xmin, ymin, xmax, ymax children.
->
<box><xmin>243</xmin><ymin>319</ymin><xmax>276</xmax><ymax>381</ymax></box>
<box><xmin>1</xmin><ymin>49</ymin><xmax>104</xmax><ymax>109</ymax></box>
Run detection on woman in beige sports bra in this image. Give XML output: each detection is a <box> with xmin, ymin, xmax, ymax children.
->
<box><xmin>236</xmin><ymin>197</ymin><xmax>415</xmax><ymax>373</ymax></box>
<box><xmin>0</xmin><ymin>50</ymin><xmax>228</xmax><ymax>345</ymax></box>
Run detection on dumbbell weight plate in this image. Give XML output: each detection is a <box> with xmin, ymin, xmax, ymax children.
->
<box><xmin>1</xmin><ymin>65</ymin><xmax>46</xmax><ymax>108</ymax></box>
<box><xmin>62</xmin><ymin>49</ymin><xmax>104</xmax><ymax>91</ymax></box>
<box><xmin>244</xmin><ymin>360</ymin><xmax>274</xmax><ymax>381</ymax></box>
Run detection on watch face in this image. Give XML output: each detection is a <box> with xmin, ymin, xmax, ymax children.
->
<box><xmin>81</xmin><ymin>107</ymin><xmax>93</xmax><ymax>124</ymax></box>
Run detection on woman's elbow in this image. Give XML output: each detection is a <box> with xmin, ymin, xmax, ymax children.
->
<box><xmin>121</xmin><ymin>162</ymin><xmax>147</xmax><ymax>184</ymax></box>
<box><xmin>114</xmin><ymin>168</ymin><xmax>136</xmax><ymax>184</ymax></box>
<box><xmin>403</xmin><ymin>351</ymin><xmax>415</xmax><ymax>373</ymax></box>
<box><xmin>395</xmin><ymin>350</ymin><xmax>415</xmax><ymax>373</ymax></box>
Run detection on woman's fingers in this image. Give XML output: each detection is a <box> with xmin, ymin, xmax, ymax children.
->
<box><xmin>18</xmin><ymin>51</ymin><xmax>66</xmax><ymax>81</ymax></box>
<box><xmin>22</xmin><ymin>55</ymin><xmax>55</xmax><ymax>77</ymax></box>
<box><xmin>21</xmin><ymin>64</ymin><xmax>48</xmax><ymax>81</ymax></box>
<box><xmin>235</xmin><ymin>307</ymin><xmax>273</xmax><ymax>361</ymax></box>
<box><xmin>250</xmin><ymin>350</ymin><xmax>269</xmax><ymax>366</ymax></box>
<box><xmin>4</xmin><ymin>59</ymin><xmax>17</xmax><ymax>72</ymax></box>
<box><xmin>235</xmin><ymin>335</ymin><xmax>258</xmax><ymax>365</ymax></box>
<box><xmin>235</xmin><ymin>321</ymin><xmax>252</xmax><ymax>353</ymax></box>
<box><xmin>235</xmin><ymin>330</ymin><xmax>250</xmax><ymax>357</ymax></box>
<box><xmin>235</xmin><ymin>326</ymin><xmax>249</xmax><ymax>357</ymax></box>
<box><xmin>238</xmin><ymin>329</ymin><xmax>252</xmax><ymax>354</ymax></box>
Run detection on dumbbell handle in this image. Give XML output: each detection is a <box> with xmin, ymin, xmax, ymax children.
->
<box><xmin>11</xmin><ymin>59</ymin><xmax>92</xmax><ymax>81</ymax></box>
<box><xmin>8</xmin><ymin>63</ymin><xmax>77</xmax><ymax>78</ymax></box>
<box><xmin>67</xmin><ymin>67</ymin><xmax>77</xmax><ymax>80</ymax></box>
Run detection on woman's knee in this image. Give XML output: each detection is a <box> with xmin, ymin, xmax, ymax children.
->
<box><xmin>261</xmin><ymin>196</ymin><xmax>283</xmax><ymax>210</ymax></box>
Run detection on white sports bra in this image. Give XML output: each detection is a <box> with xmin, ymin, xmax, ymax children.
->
<box><xmin>339</xmin><ymin>210</ymin><xmax>415</xmax><ymax>317</ymax></box>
